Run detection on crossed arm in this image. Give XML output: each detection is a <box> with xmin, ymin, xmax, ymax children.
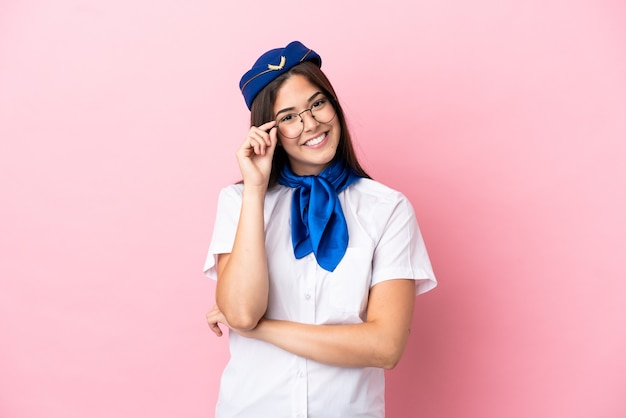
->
<box><xmin>208</xmin><ymin>250</ymin><xmax>416</xmax><ymax>370</ymax></box>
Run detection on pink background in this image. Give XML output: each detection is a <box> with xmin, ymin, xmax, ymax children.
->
<box><xmin>1</xmin><ymin>0</ymin><xmax>625</xmax><ymax>417</ymax></box>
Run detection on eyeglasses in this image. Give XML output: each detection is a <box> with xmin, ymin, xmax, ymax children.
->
<box><xmin>275</xmin><ymin>96</ymin><xmax>336</xmax><ymax>139</ymax></box>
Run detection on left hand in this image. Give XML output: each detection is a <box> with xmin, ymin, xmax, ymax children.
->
<box><xmin>206</xmin><ymin>304</ymin><xmax>231</xmax><ymax>337</ymax></box>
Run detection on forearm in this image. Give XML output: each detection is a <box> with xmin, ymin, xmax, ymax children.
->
<box><xmin>242</xmin><ymin>319</ymin><xmax>408</xmax><ymax>370</ymax></box>
<box><xmin>216</xmin><ymin>186</ymin><xmax>269</xmax><ymax>330</ymax></box>
<box><xmin>234</xmin><ymin>279</ymin><xmax>416</xmax><ymax>369</ymax></box>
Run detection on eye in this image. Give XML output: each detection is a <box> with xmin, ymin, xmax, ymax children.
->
<box><xmin>279</xmin><ymin>113</ymin><xmax>299</xmax><ymax>124</ymax></box>
<box><xmin>311</xmin><ymin>98</ymin><xmax>327</xmax><ymax>109</ymax></box>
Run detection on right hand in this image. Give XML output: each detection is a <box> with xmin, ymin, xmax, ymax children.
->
<box><xmin>236</xmin><ymin>120</ymin><xmax>278</xmax><ymax>188</ymax></box>
<box><xmin>206</xmin><ymin>304</ymin><xmax>230</xmax><ymax>337</ymax></box>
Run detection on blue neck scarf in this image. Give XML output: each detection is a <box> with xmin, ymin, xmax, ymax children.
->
<box><xmin>277</xmin><ymin>159</ymin><xmax>362</xmax><ymax>272</ymax></box>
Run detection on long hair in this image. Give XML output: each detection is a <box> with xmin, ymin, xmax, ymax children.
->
<box><xmin>249</xmin><ymin>61</ymin><xmax>371</xmax><ymax>187</ymax></box>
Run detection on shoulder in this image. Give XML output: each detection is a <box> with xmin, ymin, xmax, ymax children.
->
<box><xmin>215</xmin><ymin>183</ymin><xmax>243</xmax><ymax>208</ymax></box>
<box><xmin>344</xmin><ymin>178</ymin><xmax>411</xmax><ymax>209</ymax></box>
<box><xmin>217</xmin><ymin>183</ymin><xmax>291</xmax><ymax>204</ymax></box>
<box><xmin>218</xmin><ymin>182</ymin><xmax>292</xmax><ymax>195</ymax></box>
<box><xmin>219</xmin><ymin>183</ymin><xmax>244</xmax><ymax>197</ymax></box>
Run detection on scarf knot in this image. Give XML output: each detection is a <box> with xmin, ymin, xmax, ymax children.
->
<box><xmin>277</xmin><ymin>160</ymin><xmax>361</xmax><ymax>272</ymax></box>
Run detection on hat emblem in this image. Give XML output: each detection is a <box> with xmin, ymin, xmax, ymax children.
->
<box><xmin>267</xmin><ymin>56</ymin><xmax>286</xmax><ymax>71</ymax></box>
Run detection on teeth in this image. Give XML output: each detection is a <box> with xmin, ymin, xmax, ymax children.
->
<box><xmin>304</xmin><ymin>133</ymin><xmax>326</xmax><ymax>146</ymax></box>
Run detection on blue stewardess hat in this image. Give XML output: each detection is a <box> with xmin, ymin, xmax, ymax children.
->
<box><xmin>239</xmin><ymin>41</ymin><xmax>322</xmax><ymax>110</ymax></box>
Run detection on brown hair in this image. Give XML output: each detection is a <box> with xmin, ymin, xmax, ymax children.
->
<box><xmin>249</xmin><ymin>61</ymin><xmax>371</xmax><ymax>187</ymax></box>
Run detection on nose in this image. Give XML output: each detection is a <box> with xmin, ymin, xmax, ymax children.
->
<box><xmin>300</xmin><ymin>109</ymin><xmax>320</xmax><ymax>132</ymax></box>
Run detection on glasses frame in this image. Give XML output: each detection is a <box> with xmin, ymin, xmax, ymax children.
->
<box><xmin>275</xmin><ymin>96</ymin><xmax>337</xmax><ymax>139</ymax></box>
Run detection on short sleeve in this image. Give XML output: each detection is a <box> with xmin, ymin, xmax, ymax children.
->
<box><xmin>371</xmin><ymin>193</ymin><xmax>437</xmax><ymax>295</ymax></box>
<box><xmin>203</xmin><ymin>184</ymin><xmax>243</xmax><ymax>280</ymax></box>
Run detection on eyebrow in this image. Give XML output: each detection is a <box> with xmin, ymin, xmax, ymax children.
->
<box><xmin>274</xmin><ymin>91</ymin><xmax>324</xmax><ymax>119</ymax></box>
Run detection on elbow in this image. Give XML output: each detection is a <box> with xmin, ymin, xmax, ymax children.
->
<box><xmin>220</xmin><ymin>305</ymin><xmax>264</xmax><ymax>331</ymax></box>
<box><xmin>216</xmin><ymin>294</ymin><xmax>266</xmax><ymax>331</ymax></box>
<box><xmin>226</xmin><ymin>314</ymin><xmax>261</xmax><ymax>332</ymax></box>
<box><xmin>383</xmin><ymin>357</ymin><xmax>400</xmax><ymax>370</ymax></box>
<box><xmin>379</xmin><ymin>352</ymin><xmax>403</xmax><ymax>370</ymax></box>
<box><xmin>376</xmin><ymin>341</ymin><xmax>407</xmax><ymax>370</ymax></box>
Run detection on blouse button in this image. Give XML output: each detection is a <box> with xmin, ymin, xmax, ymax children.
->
<box><xmin>305</xmin><ymin>293</ymin><xmax>311</xmax><ymax>300</ymax></box>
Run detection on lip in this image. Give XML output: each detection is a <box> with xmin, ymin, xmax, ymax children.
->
<box><xmin>301</xmin><ymin>132</ymin><xmax>328</xmax><ymax>148</ymax></box>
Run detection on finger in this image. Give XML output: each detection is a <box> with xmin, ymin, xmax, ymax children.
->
<box><xmin>250</xmin><ymin>137</ymin><xmax>264</xmax><ymax>155</ymax></box>
<box><xmin>206</xmin><ymin>311</ymin><xmax>224</xmax><ymax>337</ymax></box>
<box><xmin>268</xmin><ymin>126</ymin><xmax>278</xmax><ymax>149</ymax></box>
<box><xmin>208</xmin><ymin>321</ymin><xmax>223</xmax><ymax>337</ymax></box>
<box><xmin>211</xmin><ymin>322</ymin><xmax>224</xmax><ymax>337</ymax></box>
<box><xmin>253</xmin><ymin>122</ymin><xmax>276</xmax><ymax>147</ymax></box>
<box><xmin>249</xmin><ymin>130</ymin><xmax>270</xmax><ymax>155</ymax></box>
<box><xmin>242</xmin><ymin>136</ymin><xmax>260</xmax><ymax>156</ymax></box>
<box><xmin>260</xmin><ymin>127</ymin><xmax>277</xmax><ymax>158</ymax></box>
<box><xmin>258</xmin><ymin>120</ymin><xmax>277</xmax><ymax>134</ymax></box>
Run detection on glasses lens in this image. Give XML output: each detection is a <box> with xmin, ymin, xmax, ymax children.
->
<box><xmin>277</xmin><ymin>113</ymin><xmax>303</xmax><ymax>139</ymax></box>
<box><xmin>311</xmin><ymin>98</ymin><xmax>335</xmax><ymax>124</ymax></box>
<box><xmin>277</xmin><ymin>98</ymin><xmax>336</xmax><ymax>139</ymax></box>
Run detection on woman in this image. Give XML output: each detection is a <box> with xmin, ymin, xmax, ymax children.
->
<box><xmin>205</xmin><ymin>40</ymin><xmax>436</xmax><ymax>418</ymax></box>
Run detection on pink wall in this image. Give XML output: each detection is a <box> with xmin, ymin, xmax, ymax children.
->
<box><xmin>1</xmin><ymin>1</ymin><xmax>625</xmax><ymax>417</ymax></box>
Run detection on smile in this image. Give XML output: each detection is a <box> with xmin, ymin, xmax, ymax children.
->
<box><xmin>303</xmin><ymin>132</ymin><xmax>327</xmax><ymax>147</ymax></box>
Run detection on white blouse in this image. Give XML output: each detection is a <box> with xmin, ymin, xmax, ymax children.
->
<box><xmin>204</xmin><ymin>178</ymin><xmax>436</xmax><ymax>418</ymax></box>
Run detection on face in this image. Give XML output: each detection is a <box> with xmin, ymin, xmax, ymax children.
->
<box><xmin>273</xmin><ymin>74</ymin><xmax>341</xmax><ymax>176</ymax></box>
